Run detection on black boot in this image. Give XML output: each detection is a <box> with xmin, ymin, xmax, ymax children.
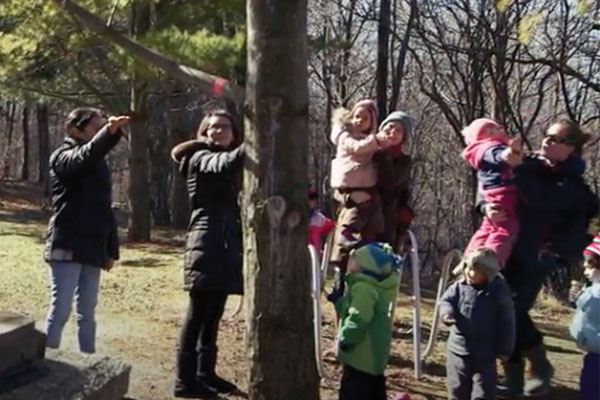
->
<box><xmin>497</xmin><ymin>360</ymin><xmax>525</xmax><ymax>398</ymax></box>
<box><xmin>523</xmin><ymin>344</ymin><xmax>554</xmax><ymax>396</ymax></box>
<box><xmin>174</xmin><ymin>351</ymin><xmax>217</xmax><ymax>398</ymax></box>
<box><xmin>198</xmin><ymin>346</ymin><xmax>238</xmax><ymax>394</ymax></box>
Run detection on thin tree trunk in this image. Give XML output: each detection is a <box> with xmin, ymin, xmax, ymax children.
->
<box><xmin>3</xmin><ymin>102</ymin><xmax>16</xmax><ymax>178</ymax></box>
<box><xmin>127</xmin><ymin>1</ymin><xmax>151</xmax><ymax>241</ymax></box>
<box><xmin>168</xmin><ymin>86</ymin><xmax>191</xmax><ymax>230</ymax></box>
<box><xmin>21</xmin><ymin>103</ymin><xmax>30</xmax><ymax>181</ymax></box>
<box><xmin>244</xmin><ymin>0</ymin><xmax>318</xmax><ymax>399</ymax></box>
<box><xmin>37</xmin><ymin>103</ymin><xmax>50</xmax><ymax>194</ymax></box>
<box><xmin>148</xmin><ymin>92</ymin><xmax>171</xmax><ymax>226</ymax></box>
<box><xmin>388</xmin><ymin>0</ymin><xmax>417</xmax><ymax>111</ymax></box>
<box><xmin>376</xmin><ymin>0</ymin><xmax>391</xmax><ymax>120</ymax></box>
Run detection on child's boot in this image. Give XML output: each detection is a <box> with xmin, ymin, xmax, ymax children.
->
<box><xmin>497</xmin><ymin>359</ymin><xmax>524</xmax><ymax>398</ymax></box>
<box><xmin>523</xmin><ymin>344</ymin><xmax>554</xmax><ymax>396</ymax></box>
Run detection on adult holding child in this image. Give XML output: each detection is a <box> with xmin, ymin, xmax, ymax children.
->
<box><xmin>327</xmin><ymin>100</ymin><xmax>402</xmax><ymax>302</ymax></box>
<box><xmin>170</xmin><ymin>109</ymin><xmax>243</xmax><ymax>398</ymax></box>
<box><xmin>478</xmin><ymin>119</ymin><xmax>598</xmax><ymax>397</ymax></box>
<box><xmin>374</xmin><ymin>111</ymin><xmax>415</xmax><ymax>248</ymax></box>
<box><xmin>44</xmin><ymin>108</ymin><xmax>130</xmax><ymax>354</ymax></box>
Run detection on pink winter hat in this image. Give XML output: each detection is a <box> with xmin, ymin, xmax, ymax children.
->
<box><xmin>462</xmin><ymin>118</ymin><xmax>502</xmax><ymax>145</ymax></box>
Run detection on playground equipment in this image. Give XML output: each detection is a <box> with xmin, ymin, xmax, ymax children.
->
<box><xmin>225</xmin><ymin>295</ymin><xmax>244</xmax><ymax>320</ymax></box>
<box><xmin>420</xmin><ymin>249</ymin><xmax>462</xmax><ymax>361</ymax></box>
<box><xmin>310</xmin><ymin>229</ymin><xmax>461</xmax><ymax>380</ymax></box>
<box><xmin>308</xmin><ymin>243</ymin><xmax>326</xmax><ymax>378</ymax></box>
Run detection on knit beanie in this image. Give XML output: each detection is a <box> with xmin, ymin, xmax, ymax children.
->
<box><xmin>350</xmin><ymin>242</ymin><xmax>403</xmax><ymax>276</ymax></box>
<box><xmin>350</xmin><ymin>99</ymin><xmax>379</xmax><ymax>135</ymax></box>
<box><xmin>583</xmin><ymin>234</ymin><xmax>600</xmax><ymax>264</ymax></box>
<box><xmin>379</xmin><ymin>111</ymin><xmax>413</xmax><ymax>139</ymax></box>
<box><xmin>462</xmin><ymin>118</ymin><xmax>502</xmax><ymax>146</ymax></box>
<box><xmin>453</xmin><ymin>248</ymin><xmax>501</xmax><ymax>280</ymax></box>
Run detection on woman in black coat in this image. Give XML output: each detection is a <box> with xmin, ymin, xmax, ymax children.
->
<box><xmin>171</xmin><ymin>109</ymin><xmax>244</xmax><ymax>398</ymax></box>
<box><xmin>44</xmin><ymin>108</ymin><xmax>129</xmax><ymax>354</ymax></box>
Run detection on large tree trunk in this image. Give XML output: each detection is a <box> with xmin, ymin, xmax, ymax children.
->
<box><xmin>243</xmin><ymin>1</ymin><xmax>318</xmax><ymax>399</ymax></box>
<box><xmin>376</xmin><ymin>0</ymin><xmax>391</xmax><ymax>120</ymax></box>
<box><xmin>37</xmin><ymin>103</ymin><xmax>50</xmax><ymax>194</ymax></box>
<box><xmin>127</xmin><ymin>1</ymin><xmax>151</xmax><ymax>241</ymax></box>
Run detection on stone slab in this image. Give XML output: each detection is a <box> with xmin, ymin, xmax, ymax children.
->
<box><xmin>0</xmin><ymin>312</ymin><xmax>34</xmax><ymax>346</ymax></box>
<box><xmin>0</xmin><ymin>312</ymin><xmax>45</xmax><ymax>378</ymax></box>
<box><xmin>0</xmin><ymin>350</ymin><xmax>131</xmax><ymax>400</ymax></box>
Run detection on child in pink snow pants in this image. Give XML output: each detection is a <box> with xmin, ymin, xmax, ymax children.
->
<box><xmin>461</xmin><ymin>118</ymin><xmax>523</xmax><ymax>266</ymax></box>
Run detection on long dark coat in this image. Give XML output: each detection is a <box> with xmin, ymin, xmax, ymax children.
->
<box><xmin>179</xmin><ymin>143</ymin><xmax>244</xmax><ymax>294</ymax></box>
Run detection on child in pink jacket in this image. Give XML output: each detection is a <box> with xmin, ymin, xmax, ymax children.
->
<box><xmin>461</xmin><ymin>118</ymin><xmax>523</xmax><ymax>266</ymax></box>
<box><xmin>328</xmin><ymin>100</ymin><xmax>400</xmax><ymax>302</ymax></box>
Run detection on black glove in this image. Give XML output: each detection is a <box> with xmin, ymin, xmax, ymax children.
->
<box><xmin>339</xmin><ymin>340</ymin><xmax>350</xmax><ymax>351</ymax></box>
<box><xmin>327</xmin><ymin>287</ymin><xmax>343</xmax><ymax>304</ymax></box>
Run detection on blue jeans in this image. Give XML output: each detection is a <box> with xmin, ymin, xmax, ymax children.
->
<box><xmin>44</xmin><ymin>261</ymin><xmax>101</xmax><ymax>353</ymax></box>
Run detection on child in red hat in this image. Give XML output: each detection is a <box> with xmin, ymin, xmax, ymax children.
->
<box><xmin>569</xmin><ymin>234</ymin><xmax>600</xmax><ymax>400</ymax></box>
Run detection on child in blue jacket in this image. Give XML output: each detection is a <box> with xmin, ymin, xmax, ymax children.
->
<box><xmin>570</xmin><ymin>235</ymin><xmax>600</xmax><ymax>400</ymax></box>
<box><xmin>441</xmin><ymin>247</ymin><xmax>515</xmax><ymax>400</ymax></box>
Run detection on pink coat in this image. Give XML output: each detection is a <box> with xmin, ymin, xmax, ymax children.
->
<box><xmin>330</xmin><ymin>122</ymin><xmax>380</xmax><ymax>189</ymax></box>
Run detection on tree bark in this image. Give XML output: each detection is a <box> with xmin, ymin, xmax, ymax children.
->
<box><xmin>167</xmin><ymin>86</ymin><xmax>193</xmax><ymax>230</ymax></box>
<box><xmin>376</xmin><ymin>0</ymin><xmax>391</xmax><ymax>120</ymax></box>
<box><xmin>148</xmin><ymin>92</ymin><xmax>172</xmax><ymax>226</ymax></box>
<box><xmin>37</xmin><ymin>103</ymin><xmax>50</xmax><ymax>194</ymax></box>
<box><xmin>2</xmin><ymin>102</ymin><xmax>15</xmax><ymax>179</ymax></box>
<box><xmin>243</xmin><ymin>0</ymin><xmax>318</xmax><ymax>399</ymax></box>
<box><xmin>388</xmin><ymin>0</ymin><xmax>417</xmax><ymax>111</ymax></box>
<box><xmin>127</xmin><ymin>1</ymin><xmax>151</xmax><ymax>241</ymax></box>
<box><xmin>21</xmin><ymin>103</ymin><xmax>30</xmax><ymax>181</ymax></box>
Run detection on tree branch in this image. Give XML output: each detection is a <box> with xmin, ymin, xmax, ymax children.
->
<box><xmin>50</xmin><ymin>0</ymin><xmax>244</xmax><ymax>102</ymax></box>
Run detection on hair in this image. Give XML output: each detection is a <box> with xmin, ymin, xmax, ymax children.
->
<box><xmin>550</xmin><ymin>119</ymin><xmax>591</xmax><ymax>153</ymax></box>
<box><xmin>65</xmin><ymin>107</ymin><xmax>103</xmax><ymax>137</ymax></box>
<box><xmin>195</xmin><ymin>109</ymin><xmax>240</xmax><ymax>147</ymax></box>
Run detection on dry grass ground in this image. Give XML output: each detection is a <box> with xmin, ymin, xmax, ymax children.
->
<box><xmin>0</xmin><ymin>181</ymin><xmax>584</xmax><ymax>399</ymax></box>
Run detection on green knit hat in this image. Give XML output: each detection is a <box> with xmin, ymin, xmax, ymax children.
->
<box><xmin>350</xmin><ymin>242</ymin><xmax>402</xmax><ymax>276</ymax></box>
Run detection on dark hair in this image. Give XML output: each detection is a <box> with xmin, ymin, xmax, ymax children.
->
<box><xmin>195</xmin><ymin>109</ymin><xmax>240</xmax><ymax>147</ymax></box>
<box><xmin>65</xmin><ymin>107</ymin><xmax>103</xmax><ymax>134</ymax></box>
<box><xmin>551</xmin><ymin>119</ymin><xmax>591</xmax><ymax>153</ymax></box>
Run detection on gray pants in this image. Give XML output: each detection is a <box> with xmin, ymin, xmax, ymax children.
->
<box><xmin>446</xmin><ymin>351</ymin><xmax>496</xmax><ymax>400</ymax></box>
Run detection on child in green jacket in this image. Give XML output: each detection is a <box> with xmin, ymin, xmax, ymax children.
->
<box><xmin>335</xmin><ymin>242</ymin><xmax>401</xmax><ymax>400</ymax></box>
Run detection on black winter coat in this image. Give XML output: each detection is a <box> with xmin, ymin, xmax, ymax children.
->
<box><xmin>179</xmin><ymin>143</ymin><xmax>244</xmax><ymax>294</ymax></box>
<box><xmin>509</xmin><ymin>154</ymin><xmax>599</xmax><ymax>269</ymax></box>
<box><xmin>44</xmin><ymin>128</ymin><xmax>121</xmax><ymax>267</ymax></box>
